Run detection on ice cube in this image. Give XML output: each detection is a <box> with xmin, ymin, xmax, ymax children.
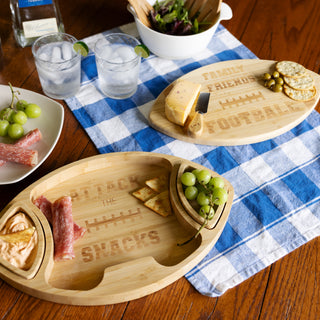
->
<box><xmin>109</xmin><ymin>54</ymin><xmax>123</xmax><ymax>63</ymax></box>
<box><xmin>100</xmin><ymin>45</ymin><xmax>113</xmax><ymax>60</ymax></box>
<box><xmin>51</xmin><ymin>46</ymin><xmax>62</xmax><ymax>63</ymax></box>
<box><xmin>115</xmin><ymin>45</ymin><xmax>136</xmax><ymax>61</ymax></box>
<box><xmin>38</xmin><ymin>67</ymin><xmax>61</xmax><ymax>83</ymax></box>
<box><xmin>39</xmin><ymin>52</ymin><xmax>50</xmax><ymax>61</ymax></box>
<box><xmin>61</xmin><ymin>42</ymin><xmax>73</xmax><ymax>60</ymax></box>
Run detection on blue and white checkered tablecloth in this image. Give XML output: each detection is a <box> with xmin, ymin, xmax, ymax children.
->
<box><xmin>65</xmin><ymin>22</ymin><xmax>320</xmax><ymax>297</ymax></box>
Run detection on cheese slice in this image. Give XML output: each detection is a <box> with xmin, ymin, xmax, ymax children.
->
<box><xmin>165</xmin><ymin>80</ymin><xmax>201</xmax><ymax>126</ymax></box>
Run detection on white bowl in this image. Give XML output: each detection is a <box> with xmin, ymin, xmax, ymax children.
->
<box><xmin>127</xmin><ymin>1</ymin><xmax>232</xmax><ymax>60</ymax></box>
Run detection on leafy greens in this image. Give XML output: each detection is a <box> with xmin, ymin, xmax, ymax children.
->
<box><xmin>149</xmin><ymin>0</ymin><xmax>199</xmax><ymax>35</ymax></box>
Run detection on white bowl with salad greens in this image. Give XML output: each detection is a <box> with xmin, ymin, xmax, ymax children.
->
<box><xmin>128</xmin><ymin>0</ymin><xmax>232</xmax><ymax>60</ymax></box>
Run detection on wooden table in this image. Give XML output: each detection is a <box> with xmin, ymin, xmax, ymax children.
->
<box><xmin>0</xmin><ymin>0</ymin><xmax>319</xmax><ymax>318</ymax></box>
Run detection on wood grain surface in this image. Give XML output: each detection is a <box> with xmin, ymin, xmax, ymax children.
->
<box><xmin>0</xmin><ymin>0</ymin><xmax>319</xmax><ymax>319</ymax></box>
<box><xmin>149</xmin><ymin>59</ymin><xmax>320</xmax><ymax>145</ymax></box>
<box><xmin>0</xmin><ymin>153</ymin><xmax>233</xmax><ymax>305</ymax></box>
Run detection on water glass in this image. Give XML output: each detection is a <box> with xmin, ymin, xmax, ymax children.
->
<box><xmin>94</xmin><ymin>33</ymin><xmax>141</xmax><ymax>99</ymax></box>
<box><xmin>32</xmin><ymin>32</ymin><xmax>81</xmax><ymax>100</ymax></box>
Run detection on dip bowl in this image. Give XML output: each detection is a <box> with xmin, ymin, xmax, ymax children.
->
<box><xmin>127</xmin><ymin>1</ymin><xmax>232</xmax><ymax>60</ymax></box>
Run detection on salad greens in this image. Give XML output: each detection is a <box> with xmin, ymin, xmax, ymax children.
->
<box><xmin>149</xmin><ymin>0</ymin><xmax>199</xmax><ymax>35</ymax></box>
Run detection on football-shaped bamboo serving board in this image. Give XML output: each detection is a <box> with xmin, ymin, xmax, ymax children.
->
<box><xmin>149</xmin><ymin>59</ymin><xmax>320</xmax><ymax>145</ymax></box>
<box><xmin>0</xmin><ymin>152</ymin><xmax>233</xmax><ymax>305</ymax></box>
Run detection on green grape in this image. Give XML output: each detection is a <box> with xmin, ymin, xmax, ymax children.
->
<box><xmin>25</xmin><ymin>103</ymin><xmax>41</xmax><ymax>118</ymax></box>
<box><xmin>199</xmin><ymin>205</ymin><xmax>215</xmax><ymax>220</ymax></box>
<box><xmin>12</xmin><ymin>110</ymin><xmax>28</xmax><ymax>125</ymax></box>
<box><xmin>208</xmin><ymin>176</ymin><xmax>225</xmax><ymax>189</ymax></box>
<box><xmin>196</xmin><ymin>169</ymin><xmax>211</xmax><ymax>185</ymax></box>
<box><xmin>184</xmin><ymin>186</ymin><xmax>198</xmax><ymax>200</ymax></box>
<box><xmin>0</xmin><ymin>120</ymin><xmax>9</xmax><ymax>136</ymax></box>
<box><xmin>192</xmin><ymin>169</ymin><xmax>201</xmax><ymax>177</ymax></box>
<box><xmin>16</xmin><ymin>100</ymin><xmax>28</xmax><ymax>111</ymax></box>
<box><xmin>196</xmin><ymin>191</ymin><xmax>210</xmax><ymax>206</ymax></box>
<box><xmin>211</xmin><ymin>187</ymin><xmax>228</xmax><ymax>205</ymax></box>
<box><xmin>181</xmin><ymin>172</ymin><xmax>196</xmax><ymax>186</ymax></box>
<box><xmin>8</xmin><ymin>123</ymin><xmax>24</xmax><ymax>140</ymax></box>
<box><xmin>0</xmin><ymin>107</ymin><xmax>14</xmax><ymax>122</ymax></box>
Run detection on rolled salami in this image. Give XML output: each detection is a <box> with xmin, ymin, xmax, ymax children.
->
<box><xmin>0</xmin><ymin>143</ymin><xmax>38</xmax><ymax>166</ymax></box>
<box><xmin>0</xmin><ymin>129</ymin><xmax>42</xmax><ymax>167</ymax></box>
<box><xmin>15</xmin><ymin>128</ymin><xmax>42</xmax><ymax>148</ymax></box>
<box><xmin>33</xmin><ymin>195</ymin><xmax>86</xmax><ymax>241</ymax></box>
<box><xmin>52</xmin><ymin>196</ymin><xmax>75</xmax><ymax>262</ymax></box>
<box><xmin>33</xmin><ymin>195</ymin><xmax>52</xmax><ymax>222</ymax></box>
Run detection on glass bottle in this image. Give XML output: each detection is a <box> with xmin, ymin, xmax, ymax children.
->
<box><xmin>10</xmin><ymin>0</ymin><xmax>65</xmax><ymax>48</ymax></box>
<box><xmin>0</xmin><ymin>37</ymin><xmax>3</xmax><ymax>70</ymax></box>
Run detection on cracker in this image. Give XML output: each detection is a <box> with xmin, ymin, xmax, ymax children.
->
<box><xmin>145</xmin><ymin>174</ymin><xmax>169</xmax><ymax>193</ymax></box>
<box><xmin>276</xmin><ymin>61</ymin><xmax>306</xmax><ymax>78</ymax></box>
<box><xmin>284</xmin><ymin>73</ymin><xmax>314</xmax><ymax>90</ymax></box>
<box><xmin>144</xmin><ymin>190</ymin><xmax>172</xmax><ymax>217</ymax></box>
<box><xmin>283</xmin><ymin>84</ymin><xmax>316</xmax><ymax>101</ymax></box>
<box><xmin>132</xmin><ymin>186</ymin><xmax>158</xmax><ymax>202</ymax></box>
<box><xmin>0</xmin><ymin>227</ymin><xmax>35</xmax><ymax>244</ymax></box>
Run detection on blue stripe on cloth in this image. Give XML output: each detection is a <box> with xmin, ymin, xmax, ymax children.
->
<box><xmin>180</xmin><ymin>62</ymin><xmax>203</xmax><ymax>74</ymax></box>
<box><xmin>106</xmin><ymin>97</ymin><xmax>137</xmax><ymax>114</ymax></box>
<box><xmin>216</xmin><ymin>49</ymin><xmax>246</xmax><ymax>61</ymax></box>
<box><xmin>81</xmin><ymin>54</ymin><xmax>97</xmax><ymax>81</ymax></box>
<box><xmin>290</xmin><ymin>119</ymin><xmax>314</xmax><ymax>136</ymax></box>
<box><xmin>133</xmin><ymin>127</ymin><xmax>169</xmax><ymax>151</ymax></box>
<box><xmin>283</xmin><ymin>169</ymin><xmax>320</xmax><ymax>204</ymax></box>
<box><xmin>204</xmin><ymin>147</ymin><xmax>240</xmax><ymax>174</ymax></box>
<box><xmin>250</xmin><ymin>139</ymin><xmax>279</xmax><ymax>154</ymax></box>
<box><xmin>65</xmin><ymin>22</ymin><xmax>320</xmax><ymax>298</ymax></box>
<box><xmin>144</xmin><ymin>76</ymin><xmax>170</xmax><ymax>97</ymax></box>
<box><xmin>75</xmin><ymin>100</ymin><xmax>117</xmax><ymax>125</ymax></box>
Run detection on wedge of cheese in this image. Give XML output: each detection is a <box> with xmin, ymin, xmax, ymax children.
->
<box><xmin>165</xmin><ymin>80</ymin><xmax>201</xmax><ymax>126</ymax></box>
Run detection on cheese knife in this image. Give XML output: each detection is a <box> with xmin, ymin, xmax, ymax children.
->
<box><xmin>187</xmin><ymin>92</ymin><xmax>210</xmax><ymax>138</ymax></box>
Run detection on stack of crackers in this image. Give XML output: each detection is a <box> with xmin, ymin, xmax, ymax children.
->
<box><xmin>132</xmin><ymin>174</ymin><xmax>172</xmax><ymax>217</ymax></box>
<box><xmin>275</xmin><ymin>60</ymin><xmax>316</xmax><ymax>101</ymax></box>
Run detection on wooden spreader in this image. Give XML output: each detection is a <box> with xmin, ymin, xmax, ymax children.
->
<box><xmin>0</xmin><ymin>152</ymin><xmax>234</xmax><ymax>305</ymax></box>
<box><xmin>149</xmin><ymin>59</ymin><xmax>320</xmax><ymax>145</ymax></box>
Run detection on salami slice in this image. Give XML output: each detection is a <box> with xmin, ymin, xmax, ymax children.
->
<box><xmin>73</xmin><ymin>222</ymin><xmax>87</xmax><ymax>240</ymax></box>
<box><xmin>0</xmin><ymin>143</ymin><xmax>38</xmax><ymax>166</ymax></box>
<box><xmin>0</xmin><ymin>129</ymin><xmax>42</xmax><ymax>167</ymax></box>
<box><xmin>33</xmin><ymin>195</ymin><xmax>52</xmax><ymax>222</ymax></box>
<box><xmin>33</xmin><ymin>195</ymin><xmax>86</xmax><ymax>241</ymax></box>
<box><xmin>52</xmin><ymin>196</ymin><xmax>75</xmax><ymax>261</ymax></box>
<box><xmin>15</xmin><ymin>128</ymin><xmax>42</xmax><ymax>148</ymax></box>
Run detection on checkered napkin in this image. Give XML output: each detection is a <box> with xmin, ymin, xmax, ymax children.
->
<box><xmin>65</xmin><ymin>22</ymin><xmax>320</xmax><ymax>297</ymax></box>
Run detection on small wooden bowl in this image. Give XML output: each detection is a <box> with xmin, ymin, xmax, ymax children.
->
<box><xmin>175</xmin><ymin>163</ymin><xmax>234</xmax><ymax>230</ymax></box>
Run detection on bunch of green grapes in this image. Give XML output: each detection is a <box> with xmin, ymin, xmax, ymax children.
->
<box><xmin>180</xmin><ymin>169</ymin><xmax>228</xmax><ymax>220</ymax></box>
<box><xmin>0</xmin><ymin>84</ymin><xmax>41</xmax><ymax>139</ymax></box>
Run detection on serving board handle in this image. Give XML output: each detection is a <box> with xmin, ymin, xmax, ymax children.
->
<box><xmin>31</xmin><ymin>256</ymin><xmax>178</xmax><ymax>305</ymax></box>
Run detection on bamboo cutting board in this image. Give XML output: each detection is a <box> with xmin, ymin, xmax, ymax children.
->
<box><xmin>149</xmin><ymin>59</ymin><xmax>320</xmax><ymax>145</ymax></box>
<box><xmin>0</xmin><ymin>152</ymin><xmax>233</xmax><ymax>305</ymax></box>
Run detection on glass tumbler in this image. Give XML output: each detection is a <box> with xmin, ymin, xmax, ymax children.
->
<box><xmin>32</xmin><ymin>32</ymin><xmax>81</xmax><ymax>99</ymax></box>
<box><xmin>94</xmin><ymin>33</ymin><xmax>141</xmax><ymax>99</ymax></box>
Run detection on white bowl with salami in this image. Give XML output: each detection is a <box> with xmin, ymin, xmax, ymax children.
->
<box><xmin>0</xmin><ymin>85</ymin><xmax>64</xmax><ymax>184</ymax></box>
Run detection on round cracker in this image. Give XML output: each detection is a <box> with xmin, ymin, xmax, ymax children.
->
<box><xmin>283</xmin><ymin>84</ymin><xmax>316</xmax><ymax>101</ymax></box>
<box><xmin>284</xmin><ymin>73</ymin><xmax>314</xmax><ymax>90</ymax></box>
<box><xmin>276</xmin><ymin>61</ymin><xmax>306</xmax><ymax>78</ymax></box>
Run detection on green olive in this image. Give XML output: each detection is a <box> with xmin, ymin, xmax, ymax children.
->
<box><xmin>263</xmin><ymin>73</ymin><xmax>272</xmax><ymax>80</ymax></box>
<box><xmin>272</xmin><ymin>71</ymin><xmax>280</xmax><ymax>79</ymax></box>
<box><xmin>273</xmin><ymin>84</ymin><xmax>283</xmax><ymax>92</ymax></box>
<box><xmin>275</xmin><ymin>77</ymin><xmax>284</xmax><ymax>85</ymax></box>
<box><xmin>267</xmin><ymin>79</ymin><xmax>276</xmax><ymax>88</ymax></box>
